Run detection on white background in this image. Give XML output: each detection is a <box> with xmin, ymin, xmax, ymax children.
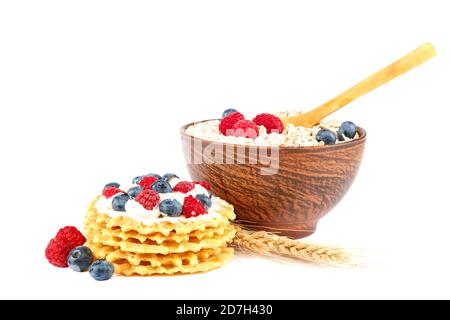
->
<box><xmin>1</xmin><ymin>0</ymin><xmax>449</xmax><ymax>300</ymax></box>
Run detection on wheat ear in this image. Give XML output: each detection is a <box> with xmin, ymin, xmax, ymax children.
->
<box><xmin>232</xmin><ymin>224</ymin><xmax>353</xmax><ymax>266</ymax></box>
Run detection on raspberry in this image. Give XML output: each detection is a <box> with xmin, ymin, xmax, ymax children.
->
<box><xmin>252</xmin><ymin>113</ymin><xmax>284</xmax><ymax>134</ymax></box>
<box><xmin>173</xmin><ymin>181</ymin><xmax>195</xmax><ymax>193</ymax></box>
<box><xmin>45</xmin><ymin>226</ymin><xmax>86</xmax><ymax>268</ymax></box>
<box><xmin>219</xmin><ymin>112</ymin><xmax>244</xmax><ymax>135</ymax></box>
<box><xmin>195</xmin><ymin>181</ymin><xmax>211</xmax><ymax>191</ymax></box>
<box><xmin>182</xmin><ymin>195</ymin><xmax>206</xmax><ymax>218</ymax></box>
<box><xmin>102</xmin><ymin>187</ymin><xmax>122</xmax><ymax>199</ymax></box>
<box><xmin>135</xmin><ymin>189</ymin><xmax>160</xmax><ymax>210</ymax></box>
<box><xmin>55</xmin><ymin>226</ymin><xmax>86</xmax><ymax>246</ymax></box>
<box><xmin>138</xmin><ymin>176</ymin><xmax>158</xmax><ymax>189</ymax></box>
<box><xmin>231</xmin><ymin>120</ymin><xmax>259</xmax><ymax>139</ymax></box>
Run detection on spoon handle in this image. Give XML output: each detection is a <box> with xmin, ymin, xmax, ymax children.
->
<box><xmin>290</xmin><ymin>43</ymin><xmax>436</xmax><ymax>127</ymax></box>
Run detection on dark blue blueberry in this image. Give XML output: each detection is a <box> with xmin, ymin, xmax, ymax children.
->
<box><xmin>196</xmin><ymin>194</ymin><xmax>212</xmax><ymax>209</ymax></box>
<box><xmin>132</xmin><ymin>175</ymin><xmax>144</xmax><ymax>184</ymax></box>
<box><xmin>151</xmin><ymin>179</ymin><xmax>173</xmax><ymax>194</ymax></box>
<box><xmin>104</xmin><ymin>182</ymin><xmax>120</xmax><ymax>190</ymax></box>
<box><xmin>316</xmin><ymin>129</ymin><xmax>336</xmax><ymax>145</ymax></box>
<box><xmin>222</xmin><ymin>108</ymin><xmax>238</xmax><ymax>118</ymax></box>
<box><xmin>67</xmin><ymin>246</ymin><xmax>93</xmax><ymax>272</ymax></box>
<box><xmin>162</xmin><ymin>173</ymin><xmax>179</xmax><ymax>182</ymax></box>
<box><xmin>159</xmin><ymin>199</ymin><xmax>183</xmax><ymax>217</ymax></box>
<box><xmin>337</xmin><ymin>121</ymin><xmax>357</xmax><ymax>141</ymax></box>
<box><xmin>127</xmin><ymin>186</ymin><xmax>143</xmax><ymax>198</ymax></box>
<box><xmin>112</xmin><ymin>194</ymin><xmax>130</xmax><ymax>211</ymax></box>
<box><xmin>89</xmin><ymin>260</ymin><xmax>114</xmax><ymax>281</ymax></box>
<box><xmin>146</xmin><ymin>173</ymin><xmax>162</xmax><ymax>179</ymax></box>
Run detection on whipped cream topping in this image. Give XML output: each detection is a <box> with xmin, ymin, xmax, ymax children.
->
<box><xmin>95</xmin><ymin>178</ymin><xmax>221</xmax><ymax>224</ymax></box>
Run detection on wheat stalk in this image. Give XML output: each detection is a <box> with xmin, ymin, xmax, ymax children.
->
<box><xmin>232</xmin><ymin>224</ymin><xmax>354</xmax><ymax>266</ymax></box>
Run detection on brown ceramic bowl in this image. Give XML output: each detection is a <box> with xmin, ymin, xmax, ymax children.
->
<box><xmin>180</xmin><ymin>120</ymin><xmax>366</xmax><ymax>239</ymax></box>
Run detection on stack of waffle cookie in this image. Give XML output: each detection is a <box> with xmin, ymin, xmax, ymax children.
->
<box><xmin>84</xmin><ymin>196</ymin><xmax>236</xmax><ymax>276</ymax></box>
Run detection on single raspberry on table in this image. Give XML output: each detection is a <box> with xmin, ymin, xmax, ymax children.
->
<box><xmin>138</xmin><ymin>176</ymin><xmax>158</xmax><ymax>189</ymax></box>
<box><xmin>45</xmin><ymin>226</ymin><xmax>86</xmax><ymax>268</ymax></box>
<box><xmin>173</xmin><ymin>181</ymin><xmax>195</xmax><ymax>193</ymax></box>
<box><xmin>231</xmin><ymin>119</ymin><xmax>259</xmax><ymax>139</ymax></box>
<box><xmin>135</xmin><ymin>189</ymin><xmax>160</xmax><ymax>210</ymax></box>
<box><xmin>219</xmin><ymin>112</ymin><xmax>245</xmax><ymax>135</ymax></box>
<box><xmin>182</xmin><ymin>195</ymin><xmax>206</xmax><ymax>218</ymax></box>
<box><xmin>252</xmin><ymin>113</ymin><xmax>284</xmax><ymax>133</ymax></box>
<box><xmin>194</xmin><ymin>181</ymin><xmax>211</xmax><ymax>191</ymax></box>
<box><xmin>102</xmin><ymin>187</ymin><xmax>122</xmax><ymax>199</ymax></box>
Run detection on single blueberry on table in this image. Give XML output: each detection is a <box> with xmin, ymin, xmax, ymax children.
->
<box><xmin>104</xmin><ymin>182</ymin><xmax>120</xmax><ymax>190</ymax></box>
<box><xmin>127</xmin><ymin>186</ymin><xmax>143</xmax><ymax>199</ymax></box>
<box><xmin>316</xmin><ymin>129</ymin><xmax>337</xmax><ymax>145</ymax></box>
<box><xmin>337</xmin><ymin>121</ymin><xmax>357</xmax><ymax>141</ymax></box>
<box><xmin>196</xmin><ymin>194</ymin><xmax>212</xmax><ymax>209</ymax></box>
<box><xmin>222</xmin><ymin>108</ymin><xmax>238</xmax><ymax>118</ymax></box>
<box><xmin>151</xmin><ymin>179</ymin><xmax>173</xmax><ymax>194</ymax></box>
<box><xmin>159</xmin><ymin>199</ymin><xmax>183</xmax><ymax>217</ymax></box>
<box><xmin>67</xmin><ymin>246</ymin><xmax>93</xmax><ymax>272</ymax></box>
<box><xmin>89</xmin><ymin>260</ymin><xmax>114</xmax><ymax>281</ymax></box>
<box><xmin>112</xmin><ymin>194</ymin><xmax>130</xmax><ymax>211</ymax></box>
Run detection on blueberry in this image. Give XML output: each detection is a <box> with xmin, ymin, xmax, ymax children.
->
<box><xmin>222</xmin><ymin>108</ymin><xmax>238</xmax><ymax>118</ymax></box>
<box><xmin>67</xmin><ymin>246</ymin><xmax>93</xmax><ymax>272</ymax></box>
<box><xmin>316</xmin><ymin>129</ymin><xmax>336</xmax><ymax>145</ymax></box>
<box><xmin>337</xmin><ymin>121</ymin><xmax>357</xmax><ymax>141</ymax></box>
<box><xmin>146</xmin><ymin>173</ymin><xmax>162</xmax><ymax>179</ymax></box>
<box><xmin>112</xmin><ymin>194</ymin><xmax>129</xmax><ymax>211</ymax></box>
<box><xmin>132</xmin><ymin>175</ymin><xmax>143</xmax><ymax>184</ymax></box>
<box><xmin>159</xmin><ymin>199</ymin><xmax>183</xmax><ymax>217</ymax></box>
<box><xmin>151</xmin><ymin>179</ymin><xmax>173</xmax><ymax>194</ymax></box>
<box><xmin>88</xmin><ymin>260</ymin><xmax>114</xmax><ymax>281</ymax></box>
<box><xmin>162</xmin><ymin>173</ymin><xmax>179</xmax><ymax>182</ymax></box>
<box><xmin>104</xmin><ymin>182</ymin><xmax>120</xmax><ymax>190</ymax></box>
<box><xmin>127</xmin><ymin>186</ymin><xmax>143</xmax><ymax>198</ymax></box>
<box><xmin>196</xmin><ymin>194</ymin><xmax>212</xmax><ymax>209</ymax></box>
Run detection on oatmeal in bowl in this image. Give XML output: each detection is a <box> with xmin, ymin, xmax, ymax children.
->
<box><xmin>181</xmin><ymin>109</ymin><xmax>366</xmax><ymax>238</ymax></box>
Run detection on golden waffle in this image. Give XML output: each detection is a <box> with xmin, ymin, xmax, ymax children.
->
<box><xmin>89</xmin><ymin>226</ymin><xmax>236</xmax><ymax>254</ymax></box>
<box><xmin>86</xmin><ymin>217</ymin><xmax>232</xmax><ymax>244</ymax></box>
<box><xmin>85</xmin><ymin>196</ymin><xmax>235</xmax><ymax>236</ymax></box>
<box><xmin>87</xmin><ymin>241</ymin><xmax>234</xmax><ymax>276</ymax></box>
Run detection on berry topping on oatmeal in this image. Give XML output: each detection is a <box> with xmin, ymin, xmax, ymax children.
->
<box><xmin>222</xmin><ymin>108</ymin><xmax>239</xmax><ymax>118</ymax></box>
<box><xmin>232</xmin><ymin>119</ymin><xmax>259</xmax><ymax>139</ymax></box>
<box><xmin>253</xmin><ymin>113</ymin><xmax>284</xmax><ymax>134</ymax></box>
<box><xmin>337</xmin><ymin>121</ymin><xmax>357</xmax><ymax>141</ymax></box>
<box><xmin>316</xmin><ymin>128</ymin><xmax>337</xmax><ymax>145</ymax></box>
<box><xmin>219</xmin><ymin>112</ymin><xmax>245</xmax><ymax>135</ymax></box>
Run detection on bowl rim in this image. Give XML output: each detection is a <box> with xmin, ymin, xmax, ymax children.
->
<box><xmin>180</xmin><ymin>119</ymin><xmax>366</xmax><ymax>151</ymax></box>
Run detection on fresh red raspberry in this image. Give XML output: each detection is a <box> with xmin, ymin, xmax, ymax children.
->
<box><xmin>252</xmin><ymin>113</ymin><xmax>284</xmax><ymax>133</ymax></box>
<box><xmin>55</xmin><ymin>226</ymin><xmax>86</xmax><ymax>246</ymax></box>
<box><xmin>231</xmin><ymin>120</ymin><xmax>259</xmax><ymax>139</ymax></box>
<box><xmin>194</xmin><ymin>181</ymin><xmax>211</xmax><ymax>191</ymax></box>
<box><xmin>45</xmin><ymin>226</ymin><xmax>86</xmax><ymax>268</ymax></box>
<box><xmin>135</xmin><ymin>189</ymin><xmax>160</xmax><ymax>210</ymax></box>
<box><xmin>182</xmin><ymin>195</ymin><xmax>206</xmax><ymax>218</ymax></box>
<box><xmin>219</xmin><ymin>112</ymin><xmax>245</xmax><ymax>135</ymax></box>
<box><xmin>138</xmin><ymin>176</ymin><xmax>158</xmax><ymax>189</ymax></box>
<box><xmin>173</xmin><ymin>181</ymin><xmax>195</xmax><ymax>193</ymax></box>
<box><xmin>102</xmin><ymin>187</ymin><xmax>122</xmax><ymax>199</ymax></box>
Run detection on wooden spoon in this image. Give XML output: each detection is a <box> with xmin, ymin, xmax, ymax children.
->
<box><xmin>280</xmin><ymin>43</ymin><xmax>436</xmax><ymax>128</ymax></box>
